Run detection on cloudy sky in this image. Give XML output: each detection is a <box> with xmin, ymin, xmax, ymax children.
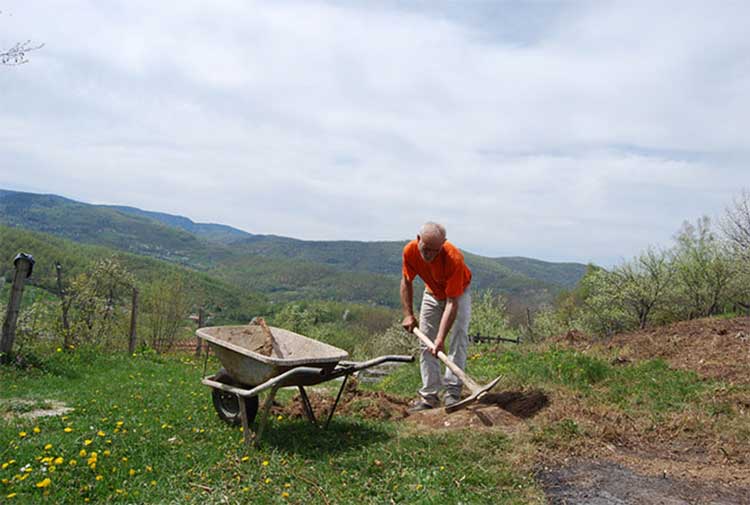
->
<box><xmin>1</xmin><ymin>1</ymin><xmax>748</xmax><ymax>266</ymax></box>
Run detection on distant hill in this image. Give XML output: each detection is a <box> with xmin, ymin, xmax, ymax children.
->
<box><xmin>0</xmin><ymin>190</ymin><xmax>225</xmax><ymax>268</ymax></box>
<box><xmin>494</xmin><ymin>257</ymin><xmax>589</xmax><ymax>290</ymax></box>
<box><xmin>0</xmin><ymin>189</ymin><xmax>588</xmax><ymax>306</ymax></box>
<box><xmin>0</xmin><ymin>224</ymin><xmax>268</xmax><ymax>324</ymax></box>
<box><xmin>106</xmin><ymin>205</ymin><xmax>253</xmax><ymax>244</ymax></box>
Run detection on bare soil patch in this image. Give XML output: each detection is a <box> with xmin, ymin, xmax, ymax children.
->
<box><xmin>273</xmin><ymin>383</ymin><xmax>550</xmax><ymax>434</ymax></box>
<box><xmin>273</xmin><ymin>381</ymin><xmax>411</xmax><ymax>422</ymax></box>
<box><xmin>569</xmin><ymin>316</ymin><xmax>750</xmax><ymax>384</ymax></box>
<box><xmin>538</xmin><ymin>459</ymin><xmax>750</xmax><ymax>505</ymax></box>
<box><xmin>1</xmin><ymin>398</ymin><xmax>73</xmax><ymax>421</ymax></box>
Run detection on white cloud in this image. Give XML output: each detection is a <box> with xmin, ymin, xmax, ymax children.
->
<box><xmin>1</xmin><ymin>0</ymin><xmax>748</xmax><ymax>266</ymax></box>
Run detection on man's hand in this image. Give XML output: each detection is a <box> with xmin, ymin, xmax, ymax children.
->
<box><xmin>431</xmin><ymin>337</ymin><xmax>445</xmax><ymax>356</ymax></box>
<box><xmin>402</xmin><ymin>314</ymin><xmax>417</xmax><ymax>333</ymax></box>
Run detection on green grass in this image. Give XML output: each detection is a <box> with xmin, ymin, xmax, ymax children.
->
<box><xmin>0</xmin><ymin>348</ymin><xmax>539</xmax><ymax>504</ymax></box>
<box><xmin>1</xmin><ymin>338</ymin><xmax>732</xmax><ymax>504</ymax></box>
<box><xmin>380</xmin><ymin>344</ymin><xmax>710</xmax><ymax>418</ymax></box>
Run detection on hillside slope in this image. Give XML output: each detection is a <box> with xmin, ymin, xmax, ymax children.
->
<box><xmin>0</xmin><ymin>189</ymin><xmax>587</xmax><ymax>306</ymax></box>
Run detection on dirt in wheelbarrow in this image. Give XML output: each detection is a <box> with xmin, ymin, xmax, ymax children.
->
<box><xmin>272</xmin><ymin>379</ymin><xmax>549</xmax><ymax>432</ymax></box>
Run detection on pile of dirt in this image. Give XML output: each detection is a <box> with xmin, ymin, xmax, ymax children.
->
<box><xmin>273</xmin><ymin>381</ymin><xmax>411</xmax><ymax>422</ymax></box>
<box><xmin>552</xmin><ymin>329</ymin><xmax>591</xmax><ymax>346</ymax></box>
<box><xmin>605</xmin><ymin>316</ymin><xmax>750</xmax><ymax>383</ymax></box>
<box><xmin>273</xmin><ymin>381</ymin><xmax>550</xmax><ymax>433</ymax></box>
<box><xmin>248</xmin><ymin>318</ymin><xmax>275</xmax><ymax>356</ymax></box>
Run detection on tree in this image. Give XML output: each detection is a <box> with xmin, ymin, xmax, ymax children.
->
<box><xmin>722</xmin><ymin>189</ymin><xmax>750</xmax><ymax>256</ymax></box>
<box><xmin>66</xmin><ymin>258</ymin><xmax>135</xmax><ymax>346</ymax></box>
<box><xmin>468</xmin><ymin>289</ymin><xmax>515</xmax><ymax>338</ymax></box>
<box><xmin>1</xmin><ymin>11</ymin><xmax>43</xmax><ymax>65</ymax></box>
<box><xmin>143</xmin><ymin>275</ymin><xmax>191</xmax><ymax>352</ymax></box>
<box><xmin>609</xmin><ymin>248</ymin><xmax>674</xmax><ymax>329</ymax></box>
<box><xmin>1</xmin><ymin>40</ymin><xmax>43</xmax><ymax>65</ymax></box>
<box><xmin>672</xmin><ymin>217</ymin><xmax>733</xmax><ymax>318</ymax></box>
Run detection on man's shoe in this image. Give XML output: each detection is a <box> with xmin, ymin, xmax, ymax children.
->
<box><xmin>443</xmin><ymin>395</ymin><xmax>460</xmax><ymax>408</ymax></box>
<box><xmin>407</xmin><ymin>399</ymin><xmax>436</xmax><ymax>413</ymax></box>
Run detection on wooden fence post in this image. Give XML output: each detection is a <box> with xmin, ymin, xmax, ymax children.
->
<box><xmin>128</xmin><ymin>288</ymin><xmax>139</xmax><ymax>355</ymax></box>
<box><xmin>55</xmin><ymin>262</ymin><xmax>72</xmax><ymax>349</ymax></box>
<box><xmin>1</xmin><ymin>254</ymin><xmax>35</xmax><ymax>364</ymax></box>
<box><xmin>194</xmin><ymin>307</ymin><xmax>205</xmax><ymax>357</ymax></box>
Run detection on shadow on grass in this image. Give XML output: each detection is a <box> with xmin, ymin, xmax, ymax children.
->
<box><xmin>259</xmin><ymin>417</ymin><xmax>393</xmax><ymax>457</ymax></box>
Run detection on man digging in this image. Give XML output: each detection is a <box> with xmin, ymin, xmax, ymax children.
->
<box><xmin>401</xmin><ymin>222</ymin><xmax>472</xmax><ymax>412</ymax></box>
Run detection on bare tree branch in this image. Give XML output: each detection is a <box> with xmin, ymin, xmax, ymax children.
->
<box><xmin>1</xmin><ymin>40</ymin><xmax>44</xmax><ymax>65</ymax></box>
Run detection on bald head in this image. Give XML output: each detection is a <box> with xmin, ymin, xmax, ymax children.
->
<box><xmin>419</xmin><ymin>222</ymin><xmax>446</xmax><ymax>241</ymax></box>
<box><xmin>417</xmin><ymin>222</ymin><xmax>446</xmax><ymax>262</ymax></box>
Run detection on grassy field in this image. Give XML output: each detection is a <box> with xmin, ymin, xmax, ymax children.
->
<box><xmin>0</xmin><ymin>338</ymin><xmax>743</xmax><ymax>504</ymax></box>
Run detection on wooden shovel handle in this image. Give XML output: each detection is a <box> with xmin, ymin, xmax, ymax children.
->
<box><xmin>412</xmin><ymin>327</ymin><xmax>480</xmax><ymax>392</ymax></box>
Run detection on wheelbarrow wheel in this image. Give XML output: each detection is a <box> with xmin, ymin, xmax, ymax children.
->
<box><xmin>210</xmin><ymin>368</ymin><xmax>259</xmax><ymax>426</ymax></box>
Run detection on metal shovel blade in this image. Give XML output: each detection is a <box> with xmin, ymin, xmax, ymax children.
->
<box><xmin>444</xmin><ymin>376</ymin><xmax>501</xmax><ymax>414</ymax></box>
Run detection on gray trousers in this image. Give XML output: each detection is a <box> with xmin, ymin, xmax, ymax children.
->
<box><xmin>418</xmin><ymin>288</ymin><xmax>471</xmax><ymax>405</ymax></box>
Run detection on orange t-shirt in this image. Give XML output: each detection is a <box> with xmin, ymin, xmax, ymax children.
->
<box><xmin>402</xmin><ymin>240</ymin><xmax>472</xmax><ymax>299</ymax></box>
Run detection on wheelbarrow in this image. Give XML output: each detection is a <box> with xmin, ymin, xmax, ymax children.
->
<box><xmin>197</xmin><ymin>324</ymin><xmax>414</xmax><ymax>447</ymax></box>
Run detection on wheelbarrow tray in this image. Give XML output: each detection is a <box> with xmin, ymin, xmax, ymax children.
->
<box><xmin>197</xmin><ymin>325</ymin><xmax>349</xmax><ymax>386</ymax></box>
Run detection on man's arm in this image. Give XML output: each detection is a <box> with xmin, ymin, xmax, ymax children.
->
<box><xmin>400</xmin><ymin>276</ymin><xmax>417</xmax><ymax>332</ymax></box>
<box><xmin>432</xmin><ymin>297</ymin><xmax>458</xmax><ymax>356</ymax></box>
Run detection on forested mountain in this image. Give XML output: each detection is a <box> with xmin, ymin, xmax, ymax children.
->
<box><xmin>0</xmin><ymin>189</ymin><xmax>588</xmax><ymax>307</ymax></box>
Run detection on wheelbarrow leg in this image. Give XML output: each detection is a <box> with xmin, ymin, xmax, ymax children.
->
<box><xmin>297</xmin><ymin>386</ymin><xmax>318</xmax><ymax>426</ymax></box>
<box><xmin>253</xmin><ymin>385</ymin><xmax>280</xmax><ymax>448</ymax></box>
<box><xmin>239</xmin><ymin>393</ymin><xmax>252</xmax><ymax>446</ymax></box>
<box><xmin>324</xmin><ymin>374</ymin><xmax>349</xmax><ymax>429</ymax></box>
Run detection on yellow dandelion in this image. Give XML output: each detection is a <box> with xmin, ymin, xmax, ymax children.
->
<box><xmin>6</xmin><ymin>493</ymin><xmax>17</xmax><ymax>498</ymax></box>
<box><xmin>79</xmin><ymin>449</ymin><xmax>87</xmax><ymax>457</ymax></box>
<box><xmin>121</xmin><ymin>457</ymin><xmax>128</xmax><ymax>462</ymax></box>
<box><xmin>242</xmin><ymin>487</ymin><xmax>250</xmax><ymax>493</ymax></box>
<box><xmin>69</xmin><ymin>460</ymin><xmax>77</xmax><ymax>467</ymax></box>
<box><xmin>44</xmin><ymin>444</ymin><xmax>53</xmax><ymax>450</ymax></box>
<box><xmin>103</xmin><ymin>450</ymin><xmax>110</xmax><ymax>456</ymax></box>
<box><xmin>151</xmin><ymin>480</ymin><xmax>157</xmax><ymax>486</ymax></box>
<box><xmin>264</xmin><ymin>477</ymin><xmax>271</xmax><ymax>484</ymax></box>
<box><xmin>33</xmin><ymin>427</ymin><xmax>41</xmax><ymax>434</ymax></box>
<box><xmin>63</xmin><ymin>427</ymin><xmax>73</xmax><ymax>433</ymax></box>
<box><xmin>95</xmin><ymin>475</ymin><xmax>103</xmax><ymax>481</ymax></box>
<box><xmin>18</xmin><ymin>432</ymin><xmax>27</xmax><ymax>438</ymax></box>
<box><xmin>116</xmin><ymin>421</ymin><xmax>124</xmax><ymax>427</ymax></box>
<box><xmin>146</xmin><ymin>465</ymin><xmax>152</xmax><ymax>472</ymax></box>
<box><xmin>56</xmin><ymin>347</ymin><xmax>62</xmax><ymax>352</ymax></box>
<box><xmin>83</xmin><ymin>439</ymin><xmax>92</xmax><ymax>446</ymax></box>
<box><xmin>35</xmin><ymin>478</ymin><xmax>52</xmax><ymax>488</ymax></box>
<box><xmin>129</xmin><ymin>469</ymin><xmax>136</xmax><ymax>476</ymax></box>
<box><xmin>54</xmin><ymin>457</ymin><xmax>64</xmax><ymax>465</ymax></box>
<box><xmin>282</xmin><ymin>491</ymin><xmax>290</xmax><ymax>498</ymax></box>
<box><xmin>277</xmin><ymin>415</ymin><xmax>283</xmax><ymax>421</ymax></box>
<box><xmin>97</xmin><ymin>431</ymin><xmax>105</xmax><ymax>437</ymax></box>
<box><xmin>284</xmin><ymin>483</ymin><xmax>291</xmax><ymax>488</ymax></box>
<box><xmin>262</xmin><ymin>460</ymin><xmax>269</xmax><ymax>466</ymax></box>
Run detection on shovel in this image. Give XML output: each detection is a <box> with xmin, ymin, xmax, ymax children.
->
<box><xmin>413</xmin><ymin>327</ymin><xmax>501</xmax><ymax>413</ymax></box>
